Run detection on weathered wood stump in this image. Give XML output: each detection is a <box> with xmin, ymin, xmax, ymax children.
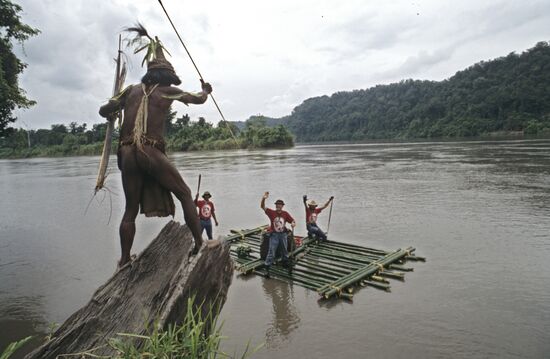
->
<box><xmin>25</xmin><ymin>221</ymin><xmax>233</xmax><ymax>358</ymax></box>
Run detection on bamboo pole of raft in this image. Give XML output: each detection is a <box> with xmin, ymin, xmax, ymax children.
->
<box><xmin>95</xmin><ymin>35</ymin><xmax>126</xmax><ymax>192</ymax></box>
<box><xmin>321</xmin><ymin>240</ymin><xmax>391</xmax><ymax>255</ymax></box>
<box><xmin>312</xmin><ymin>242</ymin><xmax>390</xmax><ymax>258</ymax></box>
<box><xmin>225</xmin><ymin>226</ymin><xmax>267</xmax><ymax>242</ymax></box>
<box><xmin>309</xmin><ymin>247</ymin><xmax>383</xmax><ymax>262</ymax></box>
<box><xmin>317</xmin><ymin>241</ymin><xmax>389</xmax><ymax>256</ymax></box>
<box><xmin>318</xmin><ymin>248</ymin><xmax>412</xmax><ymax>298</ymax></box>
<box><xmin>319</xmin><ymin>249</ymin><xmax>408</xmax><ymax>297</ymax></box>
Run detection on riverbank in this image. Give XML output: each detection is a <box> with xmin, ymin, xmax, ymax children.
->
<box><xmin>2</xmin><ymin>131</ymin><xmax>548</xmax><ymax>159</ymax></box>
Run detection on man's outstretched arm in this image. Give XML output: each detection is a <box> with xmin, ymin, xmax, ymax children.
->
<box><xmin>162</xmin><ymin>79</ymin><xmax>212</xmax><ymax>105</ymax></box>
<box><xmin>320</xmin><ymin>196</ymin><xmax>334</xmax><ymax>210</ymax></box>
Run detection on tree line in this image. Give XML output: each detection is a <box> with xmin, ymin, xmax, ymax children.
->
<box><xmin>266</xmin><ymin>41</ymin><xmax>550</xmax><ymax>142</ymax></box>
<box><xmin>0</xmin><ymin>112</ymin><xmax>294</xmax><ymax>158</ymax></box>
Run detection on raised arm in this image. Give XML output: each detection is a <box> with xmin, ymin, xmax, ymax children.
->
<box><xmin>320</xmin><ymin>196</ymin><xmax>334</xmax><ymax>210</ymax></box>
<box><xmin>302</xmin><ymin>195</ymin><xmax>308</xmax><ymax>210</ymax></box>
<box><xmin>261</xmin><ymin>192</ymin><xmax>269</xmax><ymax>211</ymax></box>
<box><xmin>161</xmin><ymin>79</ymin><xmax>212</xmax><ymax>105</ymax></box>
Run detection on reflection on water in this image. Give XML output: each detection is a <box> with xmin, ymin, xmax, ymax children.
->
<box><xmin>1</xmin><ymin>139</ymin><xmax>550</xmax><ymax>358</ymax></box>
<box><xmin>261</xmin><ymin>279</ymin><xmax>300</xmax><ymax>348</ymax></box>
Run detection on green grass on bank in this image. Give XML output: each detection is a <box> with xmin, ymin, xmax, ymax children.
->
<box><xmin>1</xmin><ymin>297</ymin><xmax>261</xmax><ymax>359</ymax></box>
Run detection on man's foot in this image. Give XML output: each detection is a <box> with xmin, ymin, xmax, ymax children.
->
<box><xmin>191</xmin><ymin>237</ymin><xmax>203</xmax><ymax>255</ymax></box>
<box><xmin>117</xmin><ymin>254</ymin><xmax>137</xmax><ymax>271</ymax></box>
<box><xmin>265</xmin><ymin>265</ymin><xmax>271</xmax><ymax>279</ymax></box>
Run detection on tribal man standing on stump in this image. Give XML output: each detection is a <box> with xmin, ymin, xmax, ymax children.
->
<box><xmin>99</xmin><ymin>25</ymin><xmax>212</xmax><ymax>267</ymax></box>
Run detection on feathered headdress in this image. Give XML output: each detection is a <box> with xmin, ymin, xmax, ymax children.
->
<box><xmin>125</xmin><ymin>23</ymin><xmax>175</xmax><ymax>73</ymax></box>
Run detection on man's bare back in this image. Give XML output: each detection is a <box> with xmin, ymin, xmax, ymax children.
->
<box><xmin>101</xmin><ymin>82</ymin><xmax>212</xmax><ymax>143</ymax></box>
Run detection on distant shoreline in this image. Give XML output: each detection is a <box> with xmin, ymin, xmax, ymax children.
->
<box><xmin>296</xmin><ymin>132</ymin><xmax>550</xmax><ymax>146</ymax></box>
<box><xmin>1</xmin><ymin>133</ymin><xmax>548</xmax><ymax>160</ymax></box>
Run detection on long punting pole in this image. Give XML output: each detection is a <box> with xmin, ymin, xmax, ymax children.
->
<box><xmin>196</xmin><ymin>174</ymin><xmax>202</xmax><ymax>195</ymax></box>
<box><xmin>326</xmin><ymin>198</ymin><xmax>334</xmax><ymax>234</ymax></box>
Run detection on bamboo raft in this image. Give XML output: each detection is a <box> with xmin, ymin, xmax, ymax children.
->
<box><xmin>225</xmin><ymin>226</ymin><xmax>425</xmax><ymax>300</ymax></box>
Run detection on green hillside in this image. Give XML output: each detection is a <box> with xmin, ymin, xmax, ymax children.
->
<box><xmin>262</xmin><ymin>41</ymin><xmax>550</xmax><ymax>141</ymax></box>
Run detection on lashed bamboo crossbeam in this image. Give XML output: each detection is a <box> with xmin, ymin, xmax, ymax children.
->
<box><xmin>226</xmin><ymin>226</ymin><xmax>267</xmax><ymax>242</ymax></box>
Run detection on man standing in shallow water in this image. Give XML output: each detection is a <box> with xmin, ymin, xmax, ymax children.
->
<box><xmin>260</xmin><ymin>192</ymin><xmax>296</xmax><ymax>276</ymax></box>
<box><xmin>99</xmin><ymin>25</ymin><xmax>212</xmax><ymax>267</ymax></box>
<box><xmin>195</xmin><ymin>191</ymin><xmax>219</xmax><ymax>240</ymax></box>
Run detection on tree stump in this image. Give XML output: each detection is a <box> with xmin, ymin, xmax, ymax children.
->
<box><xmin>25</xmin><ymin>221</ymin><xmax>233</xmax><ymax>358</ymax></box>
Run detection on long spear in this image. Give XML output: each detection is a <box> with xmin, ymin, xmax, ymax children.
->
<box><xmin>156</xmin><ymin>0</ymin><xmax>238</xmax><ymax>144</ymax></box>
<box><xmin>95</xmin><ymin>35</ymin><xmax>127</xmax><ymax>192</ymax></box>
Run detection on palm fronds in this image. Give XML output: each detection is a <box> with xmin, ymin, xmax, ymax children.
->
<box><xmin>124</xmin><ymin>23</ymin><xmax>171</xmax><ymax>67</ymax></box>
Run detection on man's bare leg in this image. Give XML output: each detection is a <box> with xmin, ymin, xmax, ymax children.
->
<box><xmin>119</xmin><ymin>146</ymin><xmax>144</xmax><ymax>266</ymax></box>
<box><xmin>137</xmin><ymin>147</ymin><xmax>204</xmax><ymax>249</ymax></box>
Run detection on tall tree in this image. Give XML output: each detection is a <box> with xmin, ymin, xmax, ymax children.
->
<box><xmin>0</xmin><ymin>0</ymin><xmax>39</xmax><ymax>136</ymax></box>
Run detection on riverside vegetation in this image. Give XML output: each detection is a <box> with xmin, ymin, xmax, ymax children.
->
<box><xmin>247</xmin><ymin>41</ymin><xmax>550</xmax><ymax>142</ymax></box>
<box><xmin>0</xmin><ymin>115</ymin><xmax>294</xmax><ymax>159</ymax></box>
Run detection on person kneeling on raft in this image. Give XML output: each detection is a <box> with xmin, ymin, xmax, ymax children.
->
<box><xmin>303</xmin><ymin>195</ymin><xmax>333</xmax><ymax>241</ymax></box>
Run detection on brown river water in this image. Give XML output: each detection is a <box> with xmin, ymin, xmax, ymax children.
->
<box><xmin>1</xmin><ymin>140</ymin><xmax>549</xmax><ymax>358</ymax></box>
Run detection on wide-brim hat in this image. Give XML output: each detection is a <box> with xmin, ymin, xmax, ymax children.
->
<box><xmin>307</xmin><ymin>200</ymin><xmax>318</xmax><ymax>207</ymax></box>
<box><xmin>202</xmin><ymin>191</ymin><xmax>211</xmax><ymax>198</ymax></box>
<box><xmin>274</xmin><ymin>199</ymin><xmax>285</xmax><ymax>205</ymax></box>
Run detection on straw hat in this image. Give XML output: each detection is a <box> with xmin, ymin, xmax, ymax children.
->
<box><xmin>307</xmin><ymin>200</ymin><xmax>318</xmax><ymax>207</ymax></box>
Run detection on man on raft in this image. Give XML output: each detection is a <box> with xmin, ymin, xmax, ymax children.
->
<box><xmin>98</xmin><ymin>24</ymin><xmax>212</xmax><ymax>267</ymax></box>
<box><xmin>303</xmin><ymin>195</ymin><xmax>334</xmax><ymax>241</ymax></box>
<box><xmin>260</xmin><ymin>192</ymin><xmax>296</xmax><ymax>277</ymax></box>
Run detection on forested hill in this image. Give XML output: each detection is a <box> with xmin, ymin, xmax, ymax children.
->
<box><xmin>270</xmin><ymin>41</ymin><xmax>550</xmax><ymax>141</ymax></box>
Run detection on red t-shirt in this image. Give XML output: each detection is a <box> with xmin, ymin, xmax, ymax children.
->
<box><xmin>265</xmin><ymin>208</ymin><xmax>294</xmax><ymax>232</ymax></box>
<box><xmin>305</xmin><ymin>207</ymin><xmax>323</xmax><ymax>224</ymax></box>
<box><xmin>196</xmin><ymin>199</ymin><xmax>215</xmax><ymax>220</ymax></box>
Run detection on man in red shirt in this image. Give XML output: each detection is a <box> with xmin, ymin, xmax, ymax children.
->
<box><xmin>194</xmin><ymin>191</ymin><xmax>219</xmax><ymax>240</ymax></box>
<box><xmin>303</xmin><ymin>195</ymin><xmax>333</xmax><ymax>241</ymax></box>
<box><xmin>261</xmin><ymin>192</ymin><xmax>296</xmax><ymax>274</ymax></box>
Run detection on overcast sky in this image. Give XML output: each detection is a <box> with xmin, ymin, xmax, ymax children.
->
<box><xmin>12</xmin><ymin>0</ymin><xmax>550</xmax><ymax>129</ymax></box>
